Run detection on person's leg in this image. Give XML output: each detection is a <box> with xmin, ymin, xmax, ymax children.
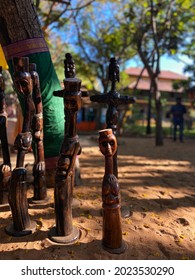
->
<box><xmin>179</xmin><ymin>122</ymin><xmax>184</xmax><ymax>142</ymax></box>
<box><xmin>173</xmin><ymin>123</ymin><xmax>177</xmax><ymax>141</ymax></box>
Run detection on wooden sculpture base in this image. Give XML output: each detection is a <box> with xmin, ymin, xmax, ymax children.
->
<box><xmin>28</xmin><ymin>196</ymin><xmax>50</xmax><ymax>205</ymax></box>
<box><xmin>5</xmin><ymin>220</ymin><xmax>37</xmax><ymax>237</ymax></box>
<box><xmin>48</xmin><ymin>226</ymin><xmax>80</xmax><ymax>244</ymax></box>
<box><xmin>102</xmin><ymin>240</ymin><xmax>127</xmax><ymax>254</ymax></box>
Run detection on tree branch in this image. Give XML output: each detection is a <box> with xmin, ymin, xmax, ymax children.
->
<box><xmin>67</xmin><ymin>0</ymin><xmax>96</xmax><ymax>11</ymax></box>
<box><xmin>47</xmin><ymin>0</ymin><xmax>71</xmax><ymax>4</ymax></box>
<box><xmin>133</xmin><ymin>66</ymin><xmax>146</xmax><ymax>90</ymax></box>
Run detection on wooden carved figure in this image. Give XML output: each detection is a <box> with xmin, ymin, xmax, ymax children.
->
<box><xmin>0</xmin><ymin>66</ymin><xmax>11</xmax><ymax>204</ymax></box>
<box><xmin>91</xmin><ymin>57</ymin><xmax>135</xmax><ymax>178</ymax></box>
<box><xmin>91</xmin><ymin>57</ymin><xmax>135</xmax><ymax>218</ymax></box>
<box><xmin>29</xmin><ymin>63</ymin><xmax>48</xmax><ymax>203</ymax></box>
<box><xmin>99</xmin><ymin>128</ymin><xmax>127</xmax><ymax>254</ymax></box>
<box><xmin>49</xmin><ymin>53</ymin><xmax>81</xmax><ymax>244</ymax></box>
<box><xmin>5</xmin><ymin>57</ymin><xmax>36</xmax><ymax>236</ymax></box>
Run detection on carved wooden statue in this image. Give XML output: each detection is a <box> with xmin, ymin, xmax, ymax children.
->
<box><xmin>48</xmin><ymin>53</ymin><xmax>81</xmax><ymax>244</ymax></box>
<box><xmin>0</xmin><ymin>66</ymin><xmax>11</xmax><ymax>204</ymax></box>
<box><xmin>90</xmin><ymin>57</ymin><xmax>135</xmax><ymax>178</ymax></box>
<box><xmin>99</xmin><ymin>128</ymin><xmax>127</xmax><ymax>254</ymax></box>
<box><xmin>91</xmin><ymin>57</ymin><xmax>135</xmax><ymax>218</ymax></box>
<box><xmin>29</xmin><ymin>63</ymin><xmax>48</xmax><ymax>203</ymax></box>
<box><xmin>5</xmin><ymin>57</ymin><xmax>36</xmax><ymax>236</ymax></box>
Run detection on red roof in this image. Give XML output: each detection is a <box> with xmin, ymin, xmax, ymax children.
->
<box><xmin>128</xmin><ymin>79</ymin><xmax>184</xmax><ymax>92</ymax></box>
<box><xmin>125</xmin><ymin>67</ymin><xmax>188</xmax><ymax>92</ymax></box>
<box><xmin>125</xmin><ymin>67</ymin><xmax>188</xmax><ymax>81</ymax></box>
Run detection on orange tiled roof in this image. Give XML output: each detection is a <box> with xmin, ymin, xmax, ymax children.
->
<box><xmin>125</xmin><ymin>67</ymin><xmax>188</xmax><ymax>80</ymax></box>
<box><xmin>127</xmin><ymin>78</ymin><xmax>184</xmax><ymax>92</ymax></box>
<box><xmin>125</xmin><ymin>67</ymin><xmax>188</xmax><ymax>92</ymax></box>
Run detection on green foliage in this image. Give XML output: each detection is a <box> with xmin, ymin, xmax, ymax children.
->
<box><xmin>35</xmin><ymin>0</ymin><xmax>195</xmax><ymax>95</ymax></box>
<box><xmin>66</xmin><ymin>1</ymin><xmax>136</xmax><ymax>92</ymax></box>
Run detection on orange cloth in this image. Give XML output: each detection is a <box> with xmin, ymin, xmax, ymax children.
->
<box><xmin>0</xmin><ymin>45</ymin><xmax>8</xmax><ymax>69</ymax></box>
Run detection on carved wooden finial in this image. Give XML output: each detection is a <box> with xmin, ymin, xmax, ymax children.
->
<box><xmin>109</xmin><ymin>57</ymin><xmax>120</xmax><ymax>91</ymax></box>
<box><xmin>64</xmin><ymin>53</ymin><xmax>76</xmax><ymax>78</ymax></box>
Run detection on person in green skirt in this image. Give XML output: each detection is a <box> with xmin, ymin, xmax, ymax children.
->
<box><xmin>0</xmin><ymin>1</ymin><xmax>65</xmax><ymax>185</ymax></box>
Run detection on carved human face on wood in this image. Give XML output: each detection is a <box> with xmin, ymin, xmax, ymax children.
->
<box><xmin>99</xmin><ymin>129</ymin><xmax>117</xmax><ymax>156</ymax></box>
<box><xmin>64</xmin><ymin>95</ymin><xmax>81</xmax><ymax>112</ymax></box>
<box><xmin>14</xmin><ymin>72</ymin><xmax>33</xmax><ymax>96</ymax></box>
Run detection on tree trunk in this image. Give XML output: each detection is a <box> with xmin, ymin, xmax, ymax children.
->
<box><xmin>146</xmin><ymin>91</ymin><xmax>152</xmax><ymax>135</ymax></box>
<box><xmin>151</xmin><ymin>78</ymin><xmax>163</xmax><ymax>146</ymax></box>
<box><xmin>155</xmin><ymin>99</ymin><xmax>163</xmax><ymax>145</ymax></box>
<box><xmin>0</xmin><ymin>0</ymin><xmax>42</xmax><ymax>45</ymax></box>
<box><xmin>0</xmin><ymin>0</ymin><xmax>64</xmax><ymax>172</ymax></box>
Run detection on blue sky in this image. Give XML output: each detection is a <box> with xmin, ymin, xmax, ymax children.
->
<box><xmin>160</xmin><ymin>55</ymin><xmax>192</xmax><ymax>75</ymax></box>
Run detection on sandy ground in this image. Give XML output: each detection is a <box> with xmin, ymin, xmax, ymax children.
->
<box><xmin>0</xmin><ymin>135</ymin><xmax>195</xmax><ymax>260</ymax></box>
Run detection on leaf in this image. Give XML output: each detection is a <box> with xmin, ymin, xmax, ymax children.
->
<box><xmin>179</xmin><ymin>235</ymin><xmax>185</xmax><ymax>239</ymax></box>
<box><xmin>36</xmin><ymin>224</ymin><xmax>42</xmax><ymax>230</ymax></box>
<box><xmin>80</xmin><ymin>213</ymin><xmax>85</xmax><ymax>217</ymax></box>
<box><xmin>153</xmin><ymin>251</ymin><xmax>161</xmax><ymax>257</ymax></box>
<box><xmin>6</xmin><ymin>236</ymin><xmax>12</xmax><ymax>241</ymax></box>
<box><xmin>68</xmin><ymin>250</ymin><xmax>74</xmax><ymax>255</ymax></box>
<box><xmin>181</xmin><ymin>256</ymin><xmax>190</xmax><ymax>260</ymax></box>
<box><xmin>143</xmin><ymin>224</ymin><xmax>150</xmax><ymax>228</ymax></box>
<box><xmin>87</xmin><ymin>214</ymin><xmax>93</xmax><ymax>219</ymax></box>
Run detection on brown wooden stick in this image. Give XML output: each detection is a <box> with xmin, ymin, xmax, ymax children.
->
<box><xmin>13</xmin><ymin>57</ymin><xmax>35</xmax><ymax>168</ymax></box>
<box><xmin>90</xmin><ymin>58</ymin><xmax>135</xmax><ymax>178</ymax></box>
<box><xmin>99</xmin><ymin>128</ymin><xmax>127</xmax><ymax>254</ymax></box>
<box><xmin>91</xmin><ymin>57</ymin><xmax>136</xmax><ymax>219</ymax></box>
<box><xmin>29</xmin><ymin>63</ymin><xmax>47</xmax><ymax>202</ymax></box>
<box><xmin>49</xmin><ymin>53</ymin><xmax>81</xmax><ymax>244</ymax></box>
<box><xmin>5</xmin><ymin>57</ymin><xmax>36</xmax><ymax>236</ymax></box>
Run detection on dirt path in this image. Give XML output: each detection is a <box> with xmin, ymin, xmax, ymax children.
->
<box><xmin>0</xmin><ymin>136</ymin><xmax>195</xmax><ymax>260</ymax></box>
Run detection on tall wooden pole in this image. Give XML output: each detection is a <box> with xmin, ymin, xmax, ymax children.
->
<box><xmin>48</xmin><ymin>53</ymin><xmax>82</xmax><ymax>244</ymax></box>
<box><xmin>90</xmin><ymin>57</ymin><xmax>136</xmax><ymax>218</ymax></box>
<box><xmin>29</xmin><ymin>63</ymin><xmax>48</xmax><ymax>203</ymax></box>
<box><xmin>99</xmin><ymin>128</ymin><xmax>127</xmax><ymax>254</ymax></box>
<box><xmin>91</xmin><ymin>58</ymin><xmax>135</xmax><ymax>178</ymax></box>
<box><xmin>5</xmin><ymin>57</ymin><xmax>36</xmax><ymax>236</ymax></box>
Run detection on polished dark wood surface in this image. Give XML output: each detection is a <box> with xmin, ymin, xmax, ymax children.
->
<box><xmin>99</xmin><ymin>128</ymin><xmax>126</xmax><ymax>254</ymax></box>
<box><xmin>49</xmin><ymin>53</ymin><xmax>81</xmax><ymax>243</ymax></box>
<box><xmin>90</xmin><ymin>57</ymin><xmax>135</xmax><ymax>178</ymax></box>
<box><xmin>30</xmin><ymin>63</ymin><xmax>47</xmax><ymax>202</ymax></box>
<box><xmin>5</xmin><ymin>57</ymin><xmax>36</xmax><ymax>236</ymax></box>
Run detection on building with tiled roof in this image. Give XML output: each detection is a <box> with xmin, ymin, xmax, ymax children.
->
<box><xmin>125</xmin><ymin>67</ymin><xmax>188</xmax><ymax>93</ymax></box>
